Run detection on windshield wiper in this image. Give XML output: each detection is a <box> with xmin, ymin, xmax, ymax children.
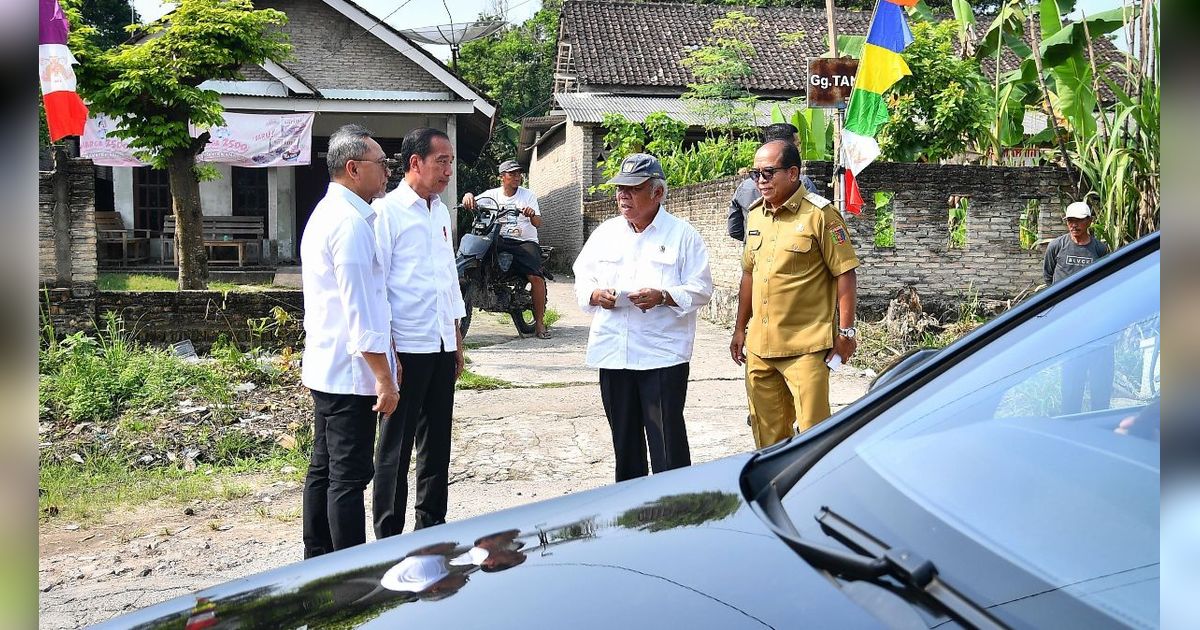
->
<box><xmin>750</xmin><ymin>484</ymin><xmax>1008</xmax><ymax>630</ymax></box>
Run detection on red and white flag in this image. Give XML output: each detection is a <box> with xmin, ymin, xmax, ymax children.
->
<box><xmin>39</xmin><ymin>0</ymin><xmax>89</xmax><ymax>142</ymax></box>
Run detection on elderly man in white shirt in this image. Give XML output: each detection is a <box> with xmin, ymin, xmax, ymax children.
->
<box><xmin>573</xmin><ymin>153</ymin><xmax>714</xmax><ymax>482</ymax></box>
<box><xmin>372</xmin><ymin>127</ymin><xmax>465</xmax><ymax>538</ymax></box>
<box><xmin>300</xmin><ymin>124</ymin><xmax>398</xmax><ymax>558</ymax></box>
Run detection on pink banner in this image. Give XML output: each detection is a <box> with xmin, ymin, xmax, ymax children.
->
<box><xmin>82</xmin><ymin>112</ymin><xmax>315</xmax><ymax>168</ymax></box>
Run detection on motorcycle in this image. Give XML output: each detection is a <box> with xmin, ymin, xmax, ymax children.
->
<box><xmin>455</xmin><ymin>196</ymin><xmax>553</xmax><ymax>338</ymax></box>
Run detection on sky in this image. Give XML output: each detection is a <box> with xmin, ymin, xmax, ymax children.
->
<box><xmin>130</xmin><ymin>0</ymin><xmax>543</xmax><ymax>62</ymax></box>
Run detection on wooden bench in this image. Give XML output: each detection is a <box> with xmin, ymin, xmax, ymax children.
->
<box><xmin>95</xmin><ymin>211</ymin><xmax>150</xmax><ymax>265</ymax></box>
<box><xmin>162</xmin><ymin>215</ymin><xmax>265</xmax><ymax>267</ymax></box>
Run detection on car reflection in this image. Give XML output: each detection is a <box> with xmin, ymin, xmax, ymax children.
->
<box><xmin>133</xmin><ymin>492</ymin><xmax>744</xmax><ymax>629</ymax></box>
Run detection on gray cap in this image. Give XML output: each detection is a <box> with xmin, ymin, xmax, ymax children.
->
<box><xmin>498</xmin><ymin>159</ymin><xmax>523</xmax><ymax>174</ymax></box>
<box><xmin>606</xmin><ymin>153</ymin><xmax>665</xmax><ymax>186</ymax></box>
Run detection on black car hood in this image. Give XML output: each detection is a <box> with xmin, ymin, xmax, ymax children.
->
<box><xmin>97</xmin><ymin>455</ymin><xmax>884</xmax><ymax>629</ymax></box>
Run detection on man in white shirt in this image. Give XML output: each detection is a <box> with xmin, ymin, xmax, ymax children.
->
<box><xmin>461</xmin><ymin>159</ymin><xmax>549</xmax><ymax>338</ymax></box>
<box><xmin>573</xmin><ymin>153</ymin><xmax>714</xmax><ymax>482</ymax></box>
<box><xmin>300</xmin><ymin>124</ymin><xmax>398</xmax><ymax>558</ymax></box>
<box><xmin>372</xmin><ymin>127</ymin><xmax>465</xmax><ymax>537</ymax></box>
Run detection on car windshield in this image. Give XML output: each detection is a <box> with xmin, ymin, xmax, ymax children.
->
<box><xmin>784</xmin><ymin>251</ymin><xmax>1160</xmax><ymax>627</ymax></box>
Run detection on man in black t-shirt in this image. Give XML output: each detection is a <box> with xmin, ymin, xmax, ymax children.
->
<box><xmin>1043</xmin><ymin>201</ymin><xmax>1111</xmax><ymax>285</ymax></box>
<box><xmin>1043</xmin><ymin>201</ymin><xmax>1113</xmax><ymax>414</ymax></box>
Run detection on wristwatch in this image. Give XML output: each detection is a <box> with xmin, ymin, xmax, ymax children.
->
<box><xmin>659</xmin><ymin>289</ymin><xmax>671</xmax><ymax>306</ymax></box>
<box><xmin>838</xmin><ymin>326</ymin><xmax>857</xmax><ymax>339</ymax></box>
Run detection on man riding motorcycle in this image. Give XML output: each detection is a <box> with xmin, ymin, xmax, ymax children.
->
<box><xmin>460</xmin><ymin>160</ymin><xmax>550</xmax><ymax>339</ymax></box>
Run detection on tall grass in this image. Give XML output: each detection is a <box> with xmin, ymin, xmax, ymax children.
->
<box><xmin>39</xmin><ymin>312</ymin><xmax>231</xmax><ymax>423</ymax></box>
<box><xmin>1069</xmin><ymin>2</ymin><xmax>1158</xmax><ymax>248</ymax></box>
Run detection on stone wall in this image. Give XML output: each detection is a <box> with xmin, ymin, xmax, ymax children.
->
<box><xmin>99</xmin><ymin>290</ymin><xmax>305</xmax><ymax>351</ymax></box>
<box><xmin>43</xmin><ymin>290</ymin><xmax>306</xmax><ymax>353</ymax></box>
<box><xmin>40</xmin><ymin>153</ymin><xmax>99</xmax><ymax>333</ymax></box>
<box><xmin>582</xmin><ymin>162</ymin><xmax>1073</xmax><ymax>324</ymax></box>
<box><xmin>39</xmin><ymin>154</ymin><xmax>97</xmax><ymax>288</ymax></box>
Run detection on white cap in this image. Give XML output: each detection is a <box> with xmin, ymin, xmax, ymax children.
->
<box><xmin>449</xmin><ymin>546</ymin><xmax>490</xmax><ymax>567</ymax></box>
<box><xmin>380</xmin><ymin>555</ymin><xmax>448</xmax><ymax>592</ymax></box>
<box><xmin>1065</xmin><ymin>201</ymin><xmax>1092</xmax><ymax>219</ymax></box>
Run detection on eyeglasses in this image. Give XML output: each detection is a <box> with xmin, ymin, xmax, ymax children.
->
<box><xmin>748</xmin><ymin>165</ymin><xmax>789</xmax><ymax>182</ymax></box>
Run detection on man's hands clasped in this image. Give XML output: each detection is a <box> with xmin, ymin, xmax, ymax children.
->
<box><xmin>591</xmin><ymin>288</ymin><xmax>667</xmax><ymax>312</ymax></box>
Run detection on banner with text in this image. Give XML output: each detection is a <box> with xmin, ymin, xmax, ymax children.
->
<box><xmin>81</xmin><ymin>112</ymin><xmax>315</xmax><ymax>168</ymax></box>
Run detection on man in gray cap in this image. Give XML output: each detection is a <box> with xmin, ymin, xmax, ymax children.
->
<box><xmin>1043</xmin><ymin>200</ymin><xmax>1112</xmax><ymax>414</ymax></box>
<box><xmin>573</xmin><ymin>153</ymin><xmax>714</xmax><ymax>482</ymax></box>
<box><xmin>462</xmin><ymin>159</ymin><xmax>549</xmax><ymax>338</ymax></box>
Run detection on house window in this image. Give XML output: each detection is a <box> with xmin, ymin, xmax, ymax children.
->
<box><xmin>133</xmin><ymin>167</ymin><xmax>172</xmax><ymax>235</ymax></box>
<box><xmin>232</xmin><ymin>167</ymin><xmax>269</xmax><ymax>220</ymax></box>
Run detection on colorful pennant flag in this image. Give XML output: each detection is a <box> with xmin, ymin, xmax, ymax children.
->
<box><xmin>39</xmin><ymin>0</ymin><xmax>89</xmax><ymax>142</ymax></box>
<box><xmin>840</xmin><ymin>0</ymin><xmax>914</xmax><ymax>214</ymax></box>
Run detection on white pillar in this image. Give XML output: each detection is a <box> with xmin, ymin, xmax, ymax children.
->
<box><xmin>113</xmin><ymin>167</ymin><xmax>134</xmax><ymax>229</ymax></box>
<box><xmin>269</xmin><ymin>167</ymin><xmax>297</xmax><ymax>261</ymax></box>
<box><xmin>199</xmin><ymin>164</ymin><xmax>233</xmax><ymax>216</ymax></box>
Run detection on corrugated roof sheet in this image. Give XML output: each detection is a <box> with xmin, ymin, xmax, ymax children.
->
<box><xmin>318</xmin><ymin>89</ymin><xmax>456</xmax><ymax>101</ymax></box>
<box><xmin>201</xmin><ymin>80</ymin><xmax>290</xmax><ymax>97</ymax></box>
<box><xmin>556</xmin><ymin>93</ymin><xmax>783</xmax><ymax>126</ymax></box>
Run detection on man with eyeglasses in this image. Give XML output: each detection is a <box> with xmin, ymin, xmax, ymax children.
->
<box><xmin>730</xmin><ymin>140</ymin><xmax>860</xmax><ymax>448</ymax></box>
<box><xmin>727</xmin><ymin>123</ymin><xmax>819</xmax><ymax>242</ymax></box>
<box><xmin>299</xmin><ymin>123</ymin><xmax>398</xmax><ymax>558</ymax></box>
<box><xmin>371</xmin><ymin>127</ymin><xmax>466</xmax><ymax>538</ymax></box>
<box><xmin>573</xmin><ymin>153</ymin><xmax>713</xmax><ymax>482</ymax></box>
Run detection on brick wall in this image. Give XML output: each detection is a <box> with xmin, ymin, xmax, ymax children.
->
<box><xmin>528</xmin><ymin>124</ymin><xmax>587</xmax><ymax>271</ymax></box>
<box><xmin>256</xmin><ymin>0</ymin><xmax>446</xmax><ymax>93</ymax></box>
<box><xmin>44</xmin><ymin>289</ymin><xmax>306</xmax><ymax>352</ymax></box>
<box><xmin>582</xmin><ymin>162</ymin><xmax>1073</xmax><ymax>324</ymax></box>
<box><xmin>39</xmin><ymin>154</ymin><xmax>97</xmax><ymax>289</ymax></box>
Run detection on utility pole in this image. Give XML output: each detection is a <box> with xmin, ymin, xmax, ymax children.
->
<box><xmin>825</xmin><ymin>0</ymin><xmax>844</xmax><ymax>214</ymax></box>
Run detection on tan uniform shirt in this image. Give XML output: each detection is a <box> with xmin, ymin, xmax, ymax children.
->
<box><xmin>741</xmin><ymin>187</ymin><xmax>860</xmax><ymax>358</ymax></box>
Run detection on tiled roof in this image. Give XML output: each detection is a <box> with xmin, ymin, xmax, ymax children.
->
<box><xmin>562</xmin><ymin>0</ymin><xmax>872</xmax><ymax>92</ymax></box>
<box><xmin>561</xmin><ymin>0</ymin><xmax>1127</xmax><ymax>99</ymax></box>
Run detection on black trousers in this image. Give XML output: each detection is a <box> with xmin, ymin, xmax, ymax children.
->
<box><xmin>303</xmin><ymin>390</ymin><xmax>378</xmax><ymax>559</ymax></box>
<box><xmin>1061</xmin><ymin>344</ymin><xmax>1115</xmax><ymax>414</ymax></box>
<box><xmin>373</xmin><ymin>350</ymin><xmax>456</xmax><ymax>538</ymax></box>
<box><xmin>598</xmin><ymin>363</ymin><xmax>692</xmax><ymax>482</ymax></box>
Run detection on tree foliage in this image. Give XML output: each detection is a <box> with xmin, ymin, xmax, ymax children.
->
<box><xmin>81</xmin><ymin>0</ymin><xmax>139</xmax><ymax>49</ymax></box>
<box><xmin>455</xmin><ymin>0</ymin><xmax>560</xmax><ymax>196</ymax></box>
<box><xmin>596</xmin><ymin>113</ymin><xmax>757</xmax><ymax>191</ymax></box>
<box><xmin>67</xmin><ymin>0</ymin><xmax>291</xmax><ymax>289</ymax></box>
<box><xmin>681</xmin><ymin>11</ymin><xmax>761</xmax><ymax>134</ymax></box>
<box><xmin>878</xmin><ymin>20</ymin><xmax>993</xmax><ymax>162</ymax></box>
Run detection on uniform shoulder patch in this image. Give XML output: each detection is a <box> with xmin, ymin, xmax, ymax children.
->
<box><xmin>804</xmin><ymin>192</ymin><xmax>832</xmax><ymax>208</ymax></box>
<box><xmin>829</xmin><ymin>224</ymin><xmax>849</xmax><ymax>245</ymax></box>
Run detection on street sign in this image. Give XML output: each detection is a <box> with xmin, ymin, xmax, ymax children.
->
<box><xmin>807</xmin><ymin>58</ymin><xmax>858</xmax><ymax>108</ymax></box>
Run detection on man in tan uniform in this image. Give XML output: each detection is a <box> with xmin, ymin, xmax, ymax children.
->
<box><xmin>730</xmin><ymin>140</ymin><xmax>860</xmax><ymax>448</ymax></box>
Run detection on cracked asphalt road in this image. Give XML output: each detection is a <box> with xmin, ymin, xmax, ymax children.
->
<box><xmin>38</xmin><ymin>279</ymin><xmax>870</xmax><ymax>628</ymax></box>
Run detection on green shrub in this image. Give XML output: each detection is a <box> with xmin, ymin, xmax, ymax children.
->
<box><xmin>39</xmin><ymin>313</ymin><xmax>230</xmax><ymax>424</ymax></box>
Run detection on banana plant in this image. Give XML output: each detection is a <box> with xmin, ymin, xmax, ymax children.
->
<box><xmin>770</xmin><ymin>103</ymin><xmax>831</xmax><ymax>161</ymax></box>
